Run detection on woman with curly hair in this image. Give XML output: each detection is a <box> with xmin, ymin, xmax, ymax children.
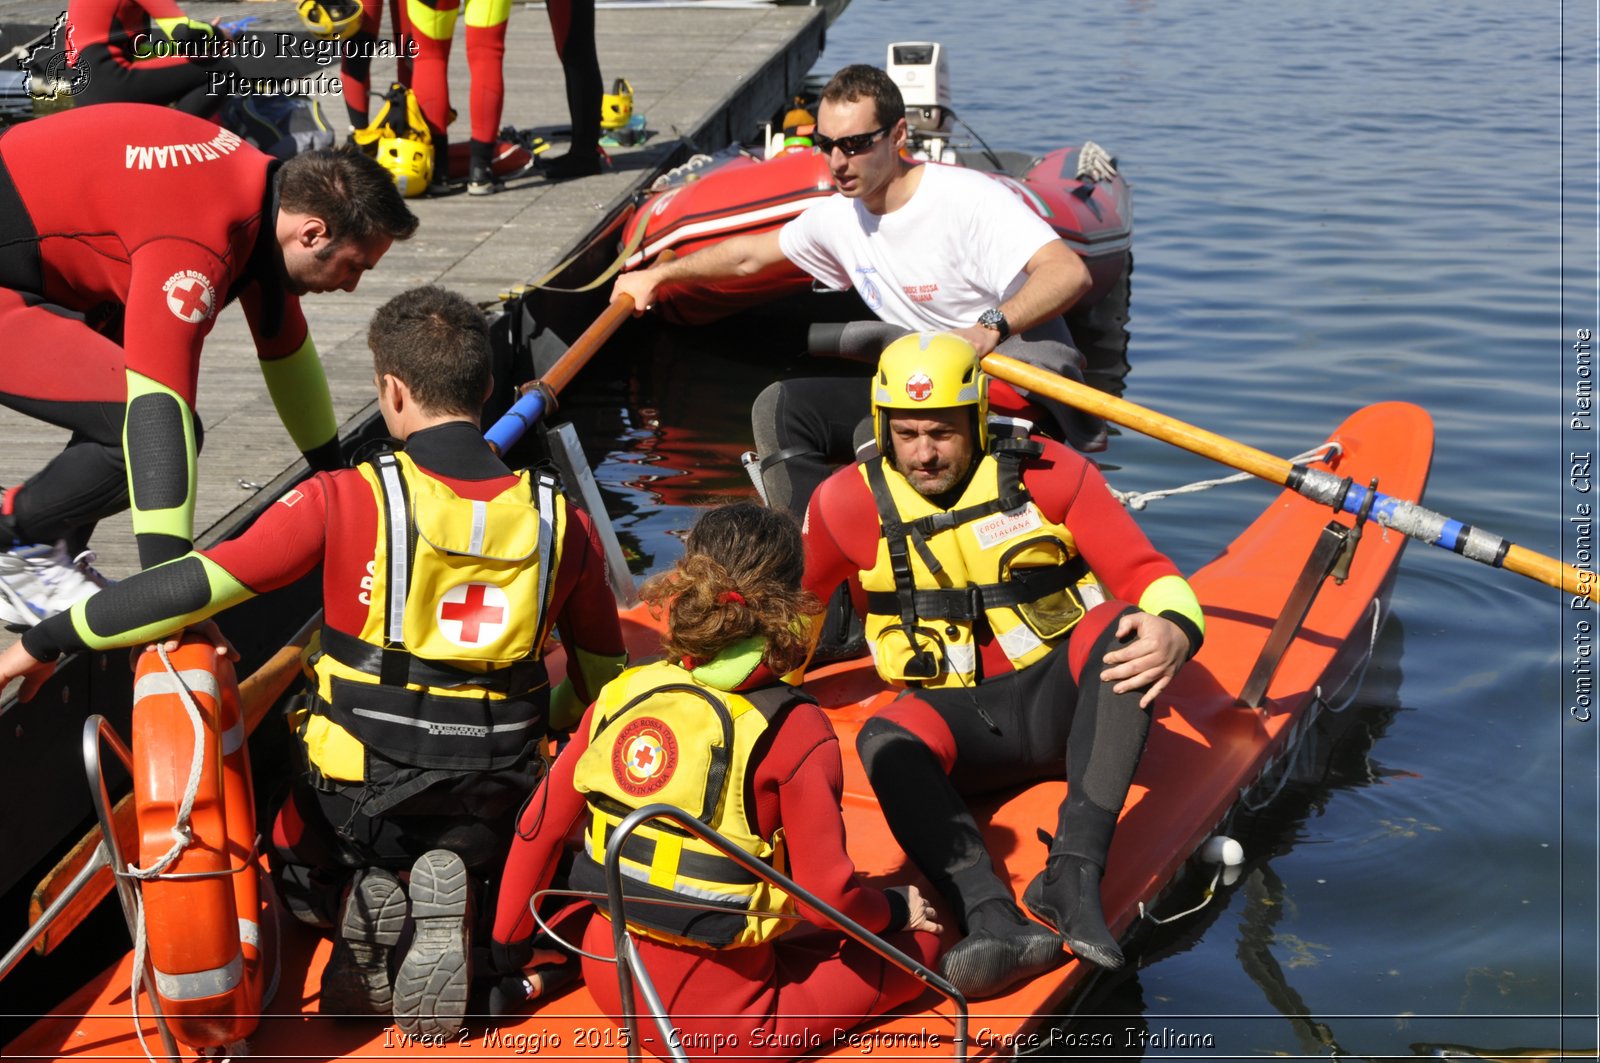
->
<box><xmin>489</xmin><ymin>501</ymin><xmax>942</xmax><ymax>1057</ymax></box>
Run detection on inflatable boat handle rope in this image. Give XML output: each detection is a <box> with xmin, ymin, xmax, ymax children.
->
<box><xmin>1108</xmin><ymin>442</ymin><xmax>1341</xmax><ymax>511</ymax></box>
<box><xmin>118</xmin><ymin>644</ymin><xmax>228</xmax><ymax>1063</ymax></box>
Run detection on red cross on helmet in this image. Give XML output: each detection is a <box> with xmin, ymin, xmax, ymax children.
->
<box><xmin>871</xmin><ymin>331</ymin><xmax>990</xmax><ymax>452</ymax></box>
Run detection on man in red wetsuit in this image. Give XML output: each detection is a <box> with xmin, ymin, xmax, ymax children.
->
<box><xmin>801</xmin><ymin>332</ymin><xmax>1205</xmax><ymax>999</ymax></box>
<box><xmin>65</xmin><ymin>0</ymin><xmax>241</xmax><ymax>117</ymax></box>
<box><xmin>0</xmin><ymin>285</ymin><xmax>628</xmax><ymax>1037</ymax></box>
<box><xmin>0</xmin><ymin>103</ymin><xmax>417</xmax><ymax>626</ymax></box>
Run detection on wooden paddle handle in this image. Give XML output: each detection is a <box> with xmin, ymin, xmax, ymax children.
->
<box><xmin>25</xmin><ymin>613</ymin><xmax>320</xmax><ymax>956</ymax></box>
<box><xmin>982</xmin><ymin>352</ymin><xmax>1599</xmax><ymax>602</ymax></box>
<box><xmin>983</xmin><ymin>353</ymin><xmax>1297</xmax><ymax>485</ymax></box>
<box><xmin>535</xmin><ymin>248</ymin><xmax>677</xmax><ymax>397</ymax></box>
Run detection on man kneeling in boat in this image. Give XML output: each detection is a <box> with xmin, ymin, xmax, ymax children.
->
<box><xmin>0</xmin><ymin>286</ymin><xmax>627</xmax><ymax>1036</ymax></box>
<box><xmin>800</xmin><ymin>332</ymin><xmax>1205</xmax><ymax>999</ymax></box>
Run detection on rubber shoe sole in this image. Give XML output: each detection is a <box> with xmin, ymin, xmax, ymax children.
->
<box><xmin>321</xmin><ymin>868</ymin><xmax>408</xmax><ymax>1016</ymax></box>
<box><xmin>393</xmin><ymin>850</ymin><xmax>471</xmax><ymax>1038</ymax></box>
<box><xmin>938</xmin><ymin>924</ymin><xmax>1062</xmax><ymax>1000</ymax></box>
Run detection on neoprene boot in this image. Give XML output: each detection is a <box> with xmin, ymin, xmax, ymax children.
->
<box><xmin>938</xmin><ymin>898</ymin><xmax>1063</xmax><ymax>999</ymax></box>
<box><xmin>1023</xmin><ymin>852</ymin><xmax>1122</xmax><ymax>970</ymax></box>
<box><xmin>468</xmin><ymin>139</ymin><xmax>501</xmax><ymax>196</ymax></box>
<box><xmin>1023</xmin><ymin>796</ymin><xmax>1125</xmax><ymax>970</ymax></box>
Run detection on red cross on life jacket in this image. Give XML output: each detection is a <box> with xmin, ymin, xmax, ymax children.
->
<box><xmin>439</xmin><ymin>582</ymin><xmax>506</xmax><ymax>644</ymax></box>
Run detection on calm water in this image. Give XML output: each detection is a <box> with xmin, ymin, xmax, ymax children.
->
<box><xmin>565</xmin><ymin>1</ymin><xmax>1596</xmax><ymax>1057</ymax></box>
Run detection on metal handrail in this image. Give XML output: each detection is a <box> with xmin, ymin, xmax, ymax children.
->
<box><xmin>83</xmin><ymin>715</ymin><xmax>183</xmax><ymax>1062</ymax></box>
<box><xmin>0</xmin><ymin>716</ymin><xmax>182</xmax><ymax>1060</ymax></box>
<box><xmin>602</xmin><ymin>802</ymin><xmax>969</xmax><ymax>1063</ymax></box>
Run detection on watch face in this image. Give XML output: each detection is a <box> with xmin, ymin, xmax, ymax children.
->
<box><xmin>980</xmin><ymin>309</ymin><xmax>1007</xmax><ymax>333</ymax></box>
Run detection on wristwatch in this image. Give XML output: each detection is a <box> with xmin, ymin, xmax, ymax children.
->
<box><xmin>977</xmin><ymin>308</ymin><xmax>1010</xmax><ymax>342</ymax></box>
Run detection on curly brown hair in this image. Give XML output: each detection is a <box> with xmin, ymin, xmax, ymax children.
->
<box><xmin>639</xmin><ymin>502</ymin><xmax>821</xmax><ymax>675</ymax></box>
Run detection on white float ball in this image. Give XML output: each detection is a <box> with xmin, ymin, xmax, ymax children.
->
<box><xmin>1200</xmin><ymin>835</ymin><xmax>1244</xmax><ymax>867</ymax></box>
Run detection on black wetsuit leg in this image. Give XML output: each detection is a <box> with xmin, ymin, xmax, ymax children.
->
<box><xmin>75</xmin><ymin>44</ymin><xmax>235</xmax><ymax>119</ymax></box>
<box><xmin>749</xmin><ymin>376</ymin><xmax>870</xmax><ymax>517</ymax></box>
<box><xmin>547</xmin><ymin>0</ymin><xmax>601</xmax><ymax>156</ymax></box>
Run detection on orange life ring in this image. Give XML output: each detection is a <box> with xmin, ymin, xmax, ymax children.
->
<box><xmin>132</xmin><ymin>637</ymin><xmax>264</xmax><ymax>1048</ymax></box>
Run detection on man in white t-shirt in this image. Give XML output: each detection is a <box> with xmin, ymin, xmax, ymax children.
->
<box><xmin>612</xmin><ymin>64</ymin><xmax>1097</xmax><ymax>515</ymax></box>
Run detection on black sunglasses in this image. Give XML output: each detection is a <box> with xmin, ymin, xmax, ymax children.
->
<box><xmin>813</xmin><ymin>124</ymin><xmax>894</xmax><ymax>157</ymax></box>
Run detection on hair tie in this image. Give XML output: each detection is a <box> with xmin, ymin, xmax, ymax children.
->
<box><xmin>719</xmin><ymin>590</ymin><xmax>747</xmax><ymax>606</ymax></box>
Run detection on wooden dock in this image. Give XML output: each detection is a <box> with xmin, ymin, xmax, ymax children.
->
<box><xmin>0</xmin><ymin>0</ymin><xmax>826</xmax><ymax>580</ymax></box>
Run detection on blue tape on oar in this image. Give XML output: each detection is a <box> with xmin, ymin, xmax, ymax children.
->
<box><xmin>1294</xmin><ymin>468</ymin><xmax>1511</xmax><ymax>568</ymax></box>
<box><xmin>484</xmin><ymin>387</ymin><xmax>549</xmax><ymax>452</ymax></box>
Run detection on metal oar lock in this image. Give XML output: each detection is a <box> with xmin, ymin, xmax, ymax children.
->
<box><xmin>1238</xmin><ymin>474</ymin><xmax>1379</xmax><ymax>710</ymax></box>
<box><xmin>1328</xmin><ymin>475</ymin><xmax>1380</xmax><ymax>585</ymax></box>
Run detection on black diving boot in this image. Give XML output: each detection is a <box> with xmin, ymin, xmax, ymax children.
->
<box><xmin>938</xmin><ymin>898</ymin><xmax>1063</xmax><ymax>1000</ymax></box>
<box><xmin>1023</xmin><ymin>852</ymin><xmax>1124</xmax><ymax>970</ymax></box>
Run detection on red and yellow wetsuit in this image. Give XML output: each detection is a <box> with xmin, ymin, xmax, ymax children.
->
<box><xmin>340</xmin><ymin>0</ymin><xmax>415</xmax><ymax>129</ymax></box>
<box><xmin>23</xmin><ymin>420</ymin><xmax>627</xmax><ymax>906</ymax></box>
<box><xmin>0</xmin><ymin>105</ymin><xmax>340</xmax><ymax>567</ymax></box>
<box><xmin>65</xmin><ymin>0</ymin><xmax>238</xmax><ymax>116</ymax></box>
<box><xmin>802</xmin><ymin>434</ymin><xmax>1203</xmax><ymax>923</ymax></box>
<box><xmin>406</xmin><ymin>0</ymin><xmax>510</xmax><ymax>165</ymax></box>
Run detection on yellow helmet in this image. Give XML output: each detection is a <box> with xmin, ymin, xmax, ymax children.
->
<box><xmin>601</xmin><ymin>78</ymin><xmax>633</xmax><ymax>130</ymax></box>
<box><xmin>377</xmin><ymin>136</ymin><xmax>433</xmax><ymax>198</ymax></box>
<box><xmin>872</xmin><ymin>331</ymin><xmax>989</xmax><ymax>452</ymax></box>
<box><xmin>297</xmin><ymin>0</ymin><xmax>363</xmax><ymax>40</ymax></box>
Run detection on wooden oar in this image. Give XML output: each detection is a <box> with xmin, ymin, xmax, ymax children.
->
<box><xmin>485</xmin><ymin>250</ymin><xmax>673</xmax><ymax>454</ymax></box>
<box><xmin>26</xmin><ymin>614</ymin><xmax>320</xmax><ymax>956</ymax></box>
<box><xmin>984</xmin><ymin>352</ymin><xmax>1597</xmax><ymax>603</ymax></box>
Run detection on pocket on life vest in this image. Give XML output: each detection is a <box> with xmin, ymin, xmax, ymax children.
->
<box><xmin>872</xmin><ymin>624</ymin><xmax>953</xmax><ymax>683</ymax></box>
<box><xmin>1000</xmin><ymin>536</ymin><xmax>1086</xmax><ymax>641</ymax></box>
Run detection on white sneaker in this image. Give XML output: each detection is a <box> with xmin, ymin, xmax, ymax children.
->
<box><xmin>0</xmin><ymin>541</ymin><xmax>110</xmax><ymax>628</ymax></box>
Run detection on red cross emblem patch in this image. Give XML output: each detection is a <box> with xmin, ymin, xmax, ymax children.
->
<box><xmin>613</xmin><ymin>716</ymin><xmax>678</xmax><ymax>796</ymax></box>
<box><xmin>162</xmin><ymin>271</ymin><xmax>215</xmax><ymax>324</ymax></box>
<box><xmin>436</xmin><ymin>581</ymin><xmax>509</xmax><ymax>647</ymax></box>
<box><xmin>905</xmin><ymin>372</ymin><xmax>934</xmax><ymax>402</ymax></box>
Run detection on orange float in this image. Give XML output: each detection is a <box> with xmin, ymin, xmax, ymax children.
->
<box><xmin>130</xmin><ymin>637</ymin><xmax>264</xmax><ymax>1048</ymax></box>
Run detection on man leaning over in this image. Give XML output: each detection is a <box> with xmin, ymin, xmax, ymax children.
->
<box><xmin>0</xmin><ymin>103</ymin><xmax>417</xmax><ymax>624</ymax></box>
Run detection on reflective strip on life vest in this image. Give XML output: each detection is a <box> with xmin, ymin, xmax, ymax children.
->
<box><xmin>377</xmin><ymin>454</ymin><xmax>409</xmax><ymax>645</ymax></box>
<box><xmin>348</xmin><ymin>705</ymin><xmax>541</xmax><ymax>737</ymax></box>
<box><xmin>469</xmin><ymin>499</ymin><xmax>487</xmax><ymax>556</ymax></box>
<box><xmin>534</xmin><ymin>474</ymin><xmax>557</xmax><ymax>638</ymax></box>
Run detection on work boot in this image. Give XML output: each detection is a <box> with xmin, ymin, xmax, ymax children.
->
<box><xmin>1023</xmin><ymin>853</ymin><xmax>1124</xmax><ymax>970</ymax></box>
<box><xmin>321</xmin><ymin>867</ymin><xmax>408</xmax><ymax>1015</ymax></box>
<box><xmin>937</xmin><ymin>898</ymin><xmax>1062</xmax><ymax>1000</ymax></box>
<box><xmin>393</xmin><ymin>850</ymin><xmax>472</xmax><ymax>1038</ymax></box>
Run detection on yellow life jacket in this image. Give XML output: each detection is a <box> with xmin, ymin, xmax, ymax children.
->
<box><xmin>859</xmin><ymin>439</ymin><xmax>1099</xmax><ymax>689</ymax></box>
<box><xmin>569</xmin><ymin>659</ymin><xmax>811</xmax><ymax>950</ymax></box>
<box><xmin>305</xmin><ymin>451</ymin><xmax>565</xmax><ymax>782</ymax></box>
